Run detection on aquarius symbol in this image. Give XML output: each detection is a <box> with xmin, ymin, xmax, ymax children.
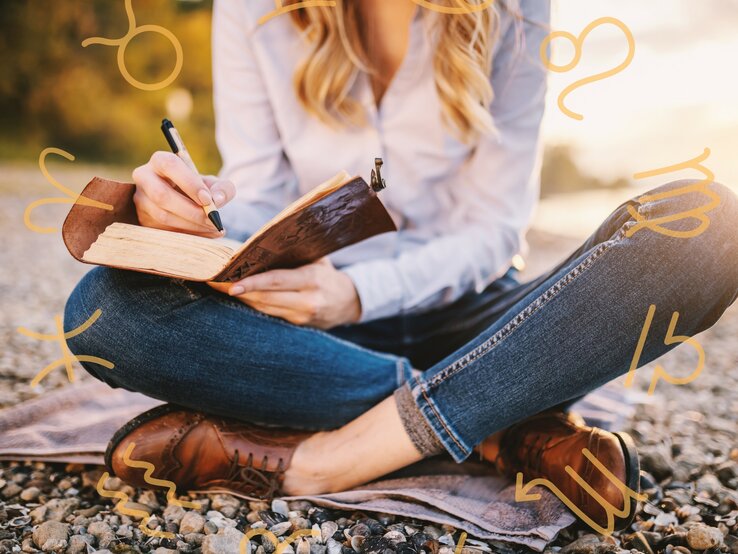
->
<box><xmin>410</xmin><ymin>0</ymin><xmax>494</xmax><ymax>15</ymax></box>
<box><xmin>97</xmin><ymin>442</ymin><xmax>201</xmax><ymax>539</ymax></box>
<box><xmin>258</xmin><ymin>0</ymin><xmax>337</xmax><ymax>26</ymax></box>
<box><xmin>240</xmin><ymin>527</ymin><xmax>321</xmax><ymax>554</ymax></box>
<box><xmin>515</xmin><ymin>448</ymin><xmax>647</xmax><ymax>536</ymax></box>
<box><xmin>626</xmin><ymin>148</ymin><xmax>720</xmax><ymax>239</ymax></box>
<box><xmin>24</xmin><ymin>148</ymin><xmax>113</xmax><ymax>234</ymax></box>
<box><xmin>82</xmin><ymin>0</ymin><xmax>183</xmax><ymax>91</ymax></box>
<box><xmin>625</xmin><ymin>304</ymin><xmax>705</xmax><ymax>395</ymax></box>
<box><xmin>17</xmin><ymin>309</ymin><xmax>114</xmax><ymax>387</ymax></box>
<box><xmin>541</xmin><ymin>17</ymin><xmax>635</xmax><ymax>121</ymax></box>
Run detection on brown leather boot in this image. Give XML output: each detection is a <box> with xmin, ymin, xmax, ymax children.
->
<box><xmin>105</xmin><ymin>404</ymin><xmax>313</xmax><ymax>499</ymax></box>
<box><xmin>480</xmin><ymin>411</ymin><xmax>642</xmax><ymax>533</ymax></box>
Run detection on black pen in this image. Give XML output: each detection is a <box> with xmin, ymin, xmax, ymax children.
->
<box><xmin>160</xmin><ymin>118</ymin><xmax>224</xmax><ymax>232</ymax></box>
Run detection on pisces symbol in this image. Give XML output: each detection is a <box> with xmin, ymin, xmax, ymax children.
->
<box><xmin>17</xmin><ymin>309</ymin><xmax>114</xmax><ymax>387</ymax></box>
<box><xmin>258</xmin><ymin>0</ymin><xmax>337</xmax><ymax>26</ymax></box>
<box><xmin>24</xmin><ymin>148</ymin><xmax>113</xmax><ymax>234</ymax></box>
<box><xmin>82</xmin><ymin>0</ymin><xmax>183</xmax><ymax>91</ymax></box>
<box><xmin>541</xmin><ymin>17</ymin><xmax>635</xmax><ymax>120</ymax></box>
<box><xmin>515</xmin><ymin>447</ymin><xmax>647</xmax><ymax>536</ymax></box>
<box><xmin>626</xmin><ymin>148</ymin><xmax>720</xmax><ymax>239</ymax></box>
<box><xmin>97</xmin><ymin>442</ymin><xmax>201</xmax><ymax>539</ymax></box>
<box><xmin>625</xmin><ymin>304</ymin><xmax>705</xmax><ymax>395</ymax></box>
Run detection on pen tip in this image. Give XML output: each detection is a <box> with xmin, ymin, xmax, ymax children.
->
<box><xmin>161</xmin><ymin>118</ymin><xmax>173</xmax><ymax>128</ymax></box>
<box><xmin>208</xmin><ymin>211</ymin><xmax>224</xmax><ymax>233</ymax></box>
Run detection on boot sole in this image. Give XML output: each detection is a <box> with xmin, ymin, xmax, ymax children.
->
<box><xmin>104</xmin><ymin>403</ymin><xmax>182</xmax><ymax>472</ymax></box>
<box><xmin>612</xmin><ymin>431</ymin><xmax>641</xmax><ymax>531</ymax></box>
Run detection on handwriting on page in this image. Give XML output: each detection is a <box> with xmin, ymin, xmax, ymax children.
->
<box><xmin>82</xmin><ymin>0</ymin><xmax>183</xmax><ymax>91</ymax></box>
<box><xmin>16</xmin><ymin>309</ymin><xmax>114</xmax><ymax>387</ymax></box>
<box><xmin>24</xmin><ymin>148</ymin><xmax>113</xmax><ymax>234</ymax></box>
<box><xmin>541</xmin><ymin>17</ymin><xmax>635</xmax><ymax>121</ymax></box>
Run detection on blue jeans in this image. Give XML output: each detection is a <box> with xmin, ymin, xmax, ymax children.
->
<box><xmin>65</xmin><ymin>180</ymin><xmax>738</xmax><ymax>462</ymax></box>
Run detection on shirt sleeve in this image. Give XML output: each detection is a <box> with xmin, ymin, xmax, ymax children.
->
<box><xmin>342</xmin><ymin>0</ymin><xmax>550</xmax><ymax>322</ymax></box>
<box><xmin>212</xmin><ymin>0</ymin><xmax>299</xmax><ymax>241</ymax></box>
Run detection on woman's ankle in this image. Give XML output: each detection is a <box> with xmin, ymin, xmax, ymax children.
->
<box><xmin>281</xmin><ymin>431</ymin><xmax>348</xmax><ymax>494</ymax></box>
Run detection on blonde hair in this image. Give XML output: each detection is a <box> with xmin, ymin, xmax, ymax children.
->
<box><xmin>289</xmin><ymin>1</ymin><xmax>504</xmax><ymax>143</ymax></box>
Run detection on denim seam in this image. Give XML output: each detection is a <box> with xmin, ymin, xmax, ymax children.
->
<box><xmin>411</xmin><ymin>230</ymin><xmax>628</xmax><ymax>459</ymax></box>
<box><xmin>204</xmin><ymin>294</ymin><xmax>405</xmax><ymax>365</ymax></box>
<box><xmin>426</xmin><ymin>236</ymin><xmax>621</xmax><ymax>390</ymax></box>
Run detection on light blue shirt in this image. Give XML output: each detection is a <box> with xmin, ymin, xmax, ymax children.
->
<box><xmin>213</xmin><ymin>0</ymin><xmax>550</xmax><ymax>322</ymax></box>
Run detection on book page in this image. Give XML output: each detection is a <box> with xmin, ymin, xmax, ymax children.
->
<box><xmin>82</xmin><ymin>222</ymin><xmax>234</xmax><ymax>280</ymax></box>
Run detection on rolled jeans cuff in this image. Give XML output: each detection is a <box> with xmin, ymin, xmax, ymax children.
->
<box><xmin>393</xmin><ymin>382</ymin><xmax>445</xmax><ymax>458</ymax></box>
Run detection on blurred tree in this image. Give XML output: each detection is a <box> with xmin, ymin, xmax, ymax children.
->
<box><xmin>0</xmin><ymin>0</ymin><xmax>219</xmax><ymax>173</ymax></box>
<box><xmin>541</xmin><ymin>145</ymin><xmax>630</xmax><ymax>197</ymax></box>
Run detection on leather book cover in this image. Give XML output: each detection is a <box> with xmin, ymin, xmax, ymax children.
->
<box><xmin>62</xmin><ymin>176</ymin><xmax>397</xmax><ymax>282</ymax></box>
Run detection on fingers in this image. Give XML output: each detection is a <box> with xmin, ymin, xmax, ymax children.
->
<box><xmin>230</xmin><ymin>265</ymin><xmax>320</xmax><ymax>295</ymax></box>
<box><xmin>202</xmin><ymin>175</ymin><xmax>236</xmax><ymax>207</ymax></box>
<box><xmin>133</xmin><ymin>188</ymin><xmax>222</xmax><ymax>237</ymax></box>
<box><xmin>149</xmin><ymin>151</ymin><xmax>213</xmax><ymax>206</ymax></box>
<box><xmin>133</xmin><ymin>165</ymin><xmax>213</xmax><ymax>227</ymax></box>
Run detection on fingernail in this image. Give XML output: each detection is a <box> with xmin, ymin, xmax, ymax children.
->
<box><xmin>198</xmin><ymin>189</ymin><xmax>213</xmax><ymax>206</ymax></box>
<box><xmin>230</xmin><ymin>285</ymin><xmax>245</xmax><ymax>296</ymax></box>
<box><xmin>213</xmin><ymin>191</ymin><xmax>226</xmax><ymax>206</ymax></box>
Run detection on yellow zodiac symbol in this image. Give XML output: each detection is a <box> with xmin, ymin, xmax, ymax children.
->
<box><xmin>409</xmin><ymin>0</ymin><xmax>493</xmax><ymax>15</ymax></box>
<box><xmin>626</xmin><ymin>148</ymin><xmax>720</xmax><ymax>239</ymax></box>
<box><xmin>240</xmin><ymin>527</ymin><xmax>321</xmax><ymax>554</ymax></box>
<box><xmin>82</xmin><ymin>0</ymin><xmax>183</xmax><ymax>91</ymax></box>
<box><xmin>515</xmin><ymin>448</ymin><xmax>647</xmax><ymax>536</ymax></box>
<box><xmin>625</xmin><ymin>304</ymin><xmax>705</xmax><ymax>395</ymax></box>
<box><xmin>258</xmin><ymin>0</ymin><xmax>337</xmax><ymax>26</ymax></box>
<box><xmin>97</xmin><ymin>442</ymin><xmax>201</xmax><ymax>539</ymax></box>
<box><xmin>17</xmin><ymin>309</ymin><xmax>114</xmax><ymax>387</ymax></box>
<box><xmin>454</xmin><ymin>531</ymin><xmax>467</xmax><ymax>554</ymax></box>
<box><xmin>541</xmin><ymin>17</ymin><xmax>635</xmax><ymax>120</ymax></box>
<box><xmin>24</xmin><ymin>148</ymin><xmax>113</xmax><ymax>234</ymax></box>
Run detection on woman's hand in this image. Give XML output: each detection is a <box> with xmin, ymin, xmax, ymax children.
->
<box><xmin>208</xmin><ymin>258</ymin><xmax>362</xmax><ymax>329</ymax></box>
<box><xmin>132</xmin><ymin>151</ymin><xmax>236</xmax><ymax>237</ymax></box>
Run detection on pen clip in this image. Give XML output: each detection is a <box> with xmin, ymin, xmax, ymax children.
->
<box><xmin>370</xmin><ymin>158</ymin><xmax>386</xmax><ymax>192</ymax></box>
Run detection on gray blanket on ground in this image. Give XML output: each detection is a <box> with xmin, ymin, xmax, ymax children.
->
<box><xmin>0</xmin><ymin>381</ymin><xmax>634</xmax><ymax>550</ymax></box>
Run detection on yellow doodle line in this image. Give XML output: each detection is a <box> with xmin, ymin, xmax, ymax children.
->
<box><xmin>82</xmin><ymin>0</ymin><xmax>183</xmax><ymax>91</ymax></box>
<box><xmin>240</xmin><ymin>527</ymin><xmax>320</xmax><ymax>554</ymax></box>
<box><xmin>515</xmin><ymin>448</ymin><xmax>647</xmax><ymax>536</ymax></box>
<box><xmin>410</xmin><ymin>0</ymin><xmax>494</xmax><ymax>15</ymax></box>
<box><xmin>625</xmin><ymin>305</ymin><xmax>705</xmax><ymax>395</ymax></box>
<box><xmin>454</xmin><ymin>531</ymin><xmax>467</xmax><ymax>554</ymax></box>
<box><xmin>258</xmin><ymin>0</ymin><xmax>337</xmax><ymax>26</ymax></box>
<box><xmin>96</xmin><ymin>442</ymin><xmax>201</xmax><ymax>539</ymax></box>
<box><xmin>122</xmin><ymin>442</ymin><xmax>202</xmax><ymax>510</ymax></box>
<box><xmin>24</xmin><ymin>148</ymin><xmax>113</xmax><ymax>234</ymax></box>
<box><xmin>17</xmin><ymin>309</ymin><xmax>114</xmax><ymax>387</ymax></box>
<box><xmin>541</xmin><ymin>17</ymin><xmax>635</xmax><ymax>121</ymax></box>
<box><xmin>626</xmin><ymin>148</ymin><xmax>721</xmax><ymax>239</ymax></box>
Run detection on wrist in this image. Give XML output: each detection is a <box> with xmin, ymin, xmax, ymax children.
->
<box><xmin>339</xmin><ymin>271</ymin><xmax>362</xmax><ymax>325</ymax></box>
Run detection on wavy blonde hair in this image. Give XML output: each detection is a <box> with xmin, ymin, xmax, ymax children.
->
<box><xmin>289</xmin><ymin>1</ymin><xmax>505</xmax><ymax>143</ymax></box>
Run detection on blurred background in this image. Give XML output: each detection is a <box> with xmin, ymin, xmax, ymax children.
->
<box><xmin>0</xmin><ymin>0</ymin><xmax>736</xmax><ymax>238</ymax></box>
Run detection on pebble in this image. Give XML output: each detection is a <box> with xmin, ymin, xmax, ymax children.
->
<box><xmin>32</xmin><ymin>521</ymin><xmax>69</xmax><ymax>551</ymax></box>
<box><xmin>20</xmin><ymin>486</ymin><xmax>41</xmax><ymax>501</ymax></box>
<box><xmin>180</xmin><ymin>511</ymin><xmax>206</xmax><ymax>534</ymax></box>
<box><xmin>686</xmin><ymin>524</ymin><xmax>724</xmax><ymax>550</ymax></box>
<box><xmin>202</xmin><ymin>526</ymin><xmax>246</xmax><ymax>554</ymax></box>
<box><xmin>212</xmin><ymin>493</ymin><xmax>241</xmax><ymax>518</ymax></box>
<box><xmin>272</xmin><ymin>499</ymin><xmax>290</xmax><ymax>517</ymax></box>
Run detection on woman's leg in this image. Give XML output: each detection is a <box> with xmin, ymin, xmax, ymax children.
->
<box><xmin>283</xmin><ymin>179</ymin><xmax>738</xmax><ymax>492</ymax></box>
<box><xmin>63</xmin><ymin>267</ymin><xmax>414</xmax><ymax>430</ymax></box>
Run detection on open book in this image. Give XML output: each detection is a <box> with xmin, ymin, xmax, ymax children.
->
<box><xmin>62</xmin><ymin>171</ymin><xmax>396</xmax><ymax>282</ymax></box>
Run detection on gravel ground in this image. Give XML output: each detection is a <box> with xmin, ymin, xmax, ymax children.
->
<box><xmin>1</xmin><ymin>165</ymin><xmax>736</xmax><ymax>553</ymax></box>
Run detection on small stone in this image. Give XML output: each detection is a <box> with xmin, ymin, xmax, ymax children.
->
<box><xmin>270</xmin><ymin>521</ymin><xmax>293</xmax><ymax>536</ymax></box>
<box><xmin>212</xmin><ymin>494</ymin><xmax>241</xmax><ymax>518</ymax></box>
<box><xmin>88</xmin><ymin>521</ymin><xmax>116</xmax><ymax>549</ymax></box>
<box><xmin>716</xmin><ymin>461</ymin><xmax>738</xmax><ymax>484</ymax></box>
<box><xmin>560</xmin><ymin>534</ymin><xmax>603</xmax><ymax>554</ymax></box>
<box><xmin>20</xmin><ymin>486</ymin><xmax>41</xmax><ymax>501</ymax></box>
<box><xmin>201</xmin><ymin>526</ymin><xmax>245</xmax><ymax>554</ymax></box>
<box><xmin>153</xmin><ymin>549</ymin><xmax>178</xmax><ymax>554</ymax></box>
<box><xmin>180</xmin><ymin>511</ymin><xmax>206</xmax><ymax>535</ymax></box>
<box><xmin>204</xmin><ymin>520</ymin><xmax>219</xmax><ymax>535</ymax></box>
<box><xmin>137</xmin><ymin>489</ymin><xmax>161</xmax><ymax>510</ymax></box>
<box><xmin>184</xmin><ymin>532</ymin><xmax>206</xmax><ymax>546</ymax></box>
<box><xmin>1</xmin><ymin>483</ymin><xmax>22</xmax><ymax>498</ymax></box>
<box><xmin>40</xmin><ymin>498</ymin><xmax>79</xmax><ymax>522</ymax></box>
<box><xmin>163</xmin><ymin>504</ymin><xmax>186</xmax><ymax>524</ymax></box>
<box><xmin>32</xmin><ymin>521</ymin><xmax>69</xmax><ymax>551</ymax></box>
<box><xmin>272</xmin><ymin>499</ymin><xmax>290</xmax><ymax>517</ymax></box>
<box><xmin>696</xmin><ymin>473</ymin><xmax>722</xmax><ymax>496</ymax></box>
<box><xmin>66</xmin><ymin>534</ymin><xmax>94</xmax><ymax>554</ymax></box>
<box><xmin>686</xmin><ymin>524</ymin><xmax>723</xmax><ymax>550</ymax></box>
